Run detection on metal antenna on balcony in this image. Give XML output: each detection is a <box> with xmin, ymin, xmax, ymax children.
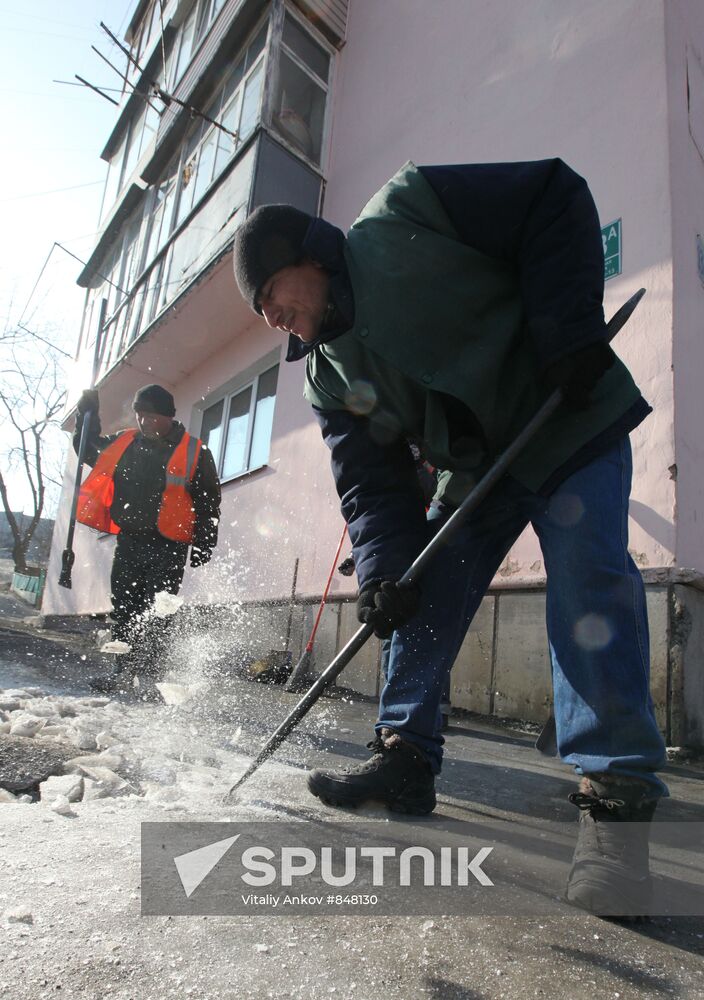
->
<box><xmin>53</xmin><ymin>242</ymin><xmax>129</xmax><ymax>298</ymax></box>
<box><xmin>91</xmin><ymin>45</ymin><xmax>162</xmax><ymax>114</ymax></box>
<box><xmin>99</xmin><ymin>21</ymin><xmax>239</xmax><ymax>141</ymax></box>
<box><xmin>73</xmin><ymin>75</ymin><xmax>120</xmax><ymax>107</ymax></box>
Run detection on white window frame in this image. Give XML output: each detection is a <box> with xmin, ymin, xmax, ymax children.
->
<box><xmin>268</xmin><ymin>5</ymin><xmax>334</xmax><ymax>171</ymax></box>
<box><xmin>196</xmin><ymin>353</ymin><xmax>280</xmax><ymax>484</ymax></box>
<box><xmin>173</xmin><ymin>18</ymin><xmax>268</xmax><ymax>230</ymax></box>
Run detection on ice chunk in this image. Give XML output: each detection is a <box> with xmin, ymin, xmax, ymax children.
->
<box><xmin>155</xmin><ymin>682</ymin><xmax>194</xmax><ymax>706</ymax></box>
<box><xmin>100</xmin><ymin>640</ymin><xmax>132</xmax><ymax>655</ymax></box>
<box><xmin>77</xmin><ymin>766</ymin><xmax>132</xmax><ymax>797</ymax></box>
<box><xmin>51</xmin><ymin>795</ymin><xmax>75</xmax><ymax>816</ymax></box>
<box><xmin>63</xmin><ymin>752</ymin><xmax>124</xmax><ymax>773</ymax></box>
<box><xmin>64</xmin><ymin>727</ymin><xmax>98</xmax><ymax>751</ymax></box>
<box><xmin>40</xmin><ymin>774</ymin><xmax>84</xmax><ymax>803</ymax></box>
<box><xmin>10</xmin><ymin>714</ymin><xmax>46</xmax><ymax>738</ymax></box>
<box><xmin>152</xmin><ymin>591</ymin><xmax>183</xmax><ymax>618</ymax></box>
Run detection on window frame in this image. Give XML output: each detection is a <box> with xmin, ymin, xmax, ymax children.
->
<box><xmin>267</xmin><ymin>4</ymin><xmax>334</xmax><ymax>171</ymax></box>
<box><xmin>171</xmin><ymin>18</ymin><xmax>269</xmax><ymax>231</ymax></box>
<box><xmin>196</xmin><ymin>352</ymin><xmax>281</xmax><ymax>485</ymax></box>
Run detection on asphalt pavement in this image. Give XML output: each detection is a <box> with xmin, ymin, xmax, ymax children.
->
<box><xmin>1</xmin><ymin>617</ymin><xmax>703</xmax><ymax>999</ymax></box>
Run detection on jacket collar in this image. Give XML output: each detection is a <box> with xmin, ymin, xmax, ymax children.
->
<box><xmin>135</xmin><ymin>420</ymin><xmax>184</xmax><ymax>444</ymax></box>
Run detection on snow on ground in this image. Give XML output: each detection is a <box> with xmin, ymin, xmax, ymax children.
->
<box><xmin>0</xmin><ymin>654</ymin><xmax>345</xmax><ymax>819</ymax></box>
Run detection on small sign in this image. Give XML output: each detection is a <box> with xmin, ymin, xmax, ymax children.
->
<box><xmin>602</xmin><ymin>219</ymin><xmax>622</xmax><ymax>280</ymax></box>
<box><xmin>697</xmin><ymin>235</ymin><xmax>704</xmax><ymax>290</ymax></box>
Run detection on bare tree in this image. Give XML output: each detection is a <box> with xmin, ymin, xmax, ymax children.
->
<box><xmin>0</xmin><ymin>324</ymin><xmax>68</xmax><ymax>572</ymax></box>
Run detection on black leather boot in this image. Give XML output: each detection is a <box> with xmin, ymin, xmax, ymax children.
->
<box><xmin>88</xmin><ymin>657</ymin><xmax>138</xmax><ymax>694</ymax></box>
<box><xmin>307</xmin><ymin>729</ymin><xmax>436</xmax><ymax>815</ymax></box>
<box><xmin>566</xmin><ymin>775</ymin><xmax>659</xmax><ymax>917</ymax></box>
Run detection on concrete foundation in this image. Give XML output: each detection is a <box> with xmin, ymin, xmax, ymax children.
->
<box><xmin>41</xmin><ymin>572</ymin><xmax>704</xmax><ymax>750</ymax></box>
<box><xmin>233</xmin><ymin>574</ymin><xmax>704</xmax><ymax>749</ymax></box>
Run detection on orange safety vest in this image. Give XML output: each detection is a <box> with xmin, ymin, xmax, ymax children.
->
<box><xmin>76</xmin><ymin>429</ymin><xmax>202</xmax><ymax>543</ymax></box>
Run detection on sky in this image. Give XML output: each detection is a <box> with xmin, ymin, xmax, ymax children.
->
<box><xmin>0</xmin><ymin>2</ymin><xmax>137</xmax><ymax>516</ymax></box>
<box><xmin>0</xmin><ymin>1</ymin><xmax>137</xmax><ymax>339</ymax></box>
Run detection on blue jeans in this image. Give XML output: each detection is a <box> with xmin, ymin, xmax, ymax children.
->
<box><xmin>377</xmin><ymin>437</ymin><xmax>667</xmax><ymax>796</ymax></box>
<box><xmin>381</xmin><ymin>638</ymin><xmax>452</xmax><ymax>718</ymax></box>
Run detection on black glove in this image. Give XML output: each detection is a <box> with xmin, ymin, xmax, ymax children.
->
<box><xmin>190</xmin><ymin>546</ymin><xmax>212</xmax><ymax>568</ymax></box>
<box><xmin>542</xmin><ymin>342</ymin><xmax>615</xmax><ymax>410</ymax></box>
<box><xmin>357</xmin><ymin>580</ymin><xmax>420</xmax><ymax>639</ymax></box>
<box><xmin>337</xmin><ymin>554</ymin><xmax>356</xmax><ymax>577</ymax></box>
<box><xmin>77</xmin><ymin>389</ymin><xmax>99</xmax><ymax>415</ymax></box>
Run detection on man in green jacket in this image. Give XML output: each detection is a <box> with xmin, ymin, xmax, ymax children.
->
<box><xmin>233</xmin><ymin>158</ymin><xmax>666</xmax><ymax>915</ymax></box>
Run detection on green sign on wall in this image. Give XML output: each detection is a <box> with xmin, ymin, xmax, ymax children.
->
<box><xmin>602</xmin><ymin>219</ymin><xmax>622</xmax><ymax>280</ymax></box>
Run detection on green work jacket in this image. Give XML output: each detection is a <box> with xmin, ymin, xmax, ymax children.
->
<box><xmin>304</xmin><ymin>162</ymin><xmax>643</xmax><ymax>505</ymax></box>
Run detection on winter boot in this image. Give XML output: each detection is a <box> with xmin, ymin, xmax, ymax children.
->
<box><xmin>566</xmin><ymin>774</ymin><xmax>659</xmax><ymax>917</ymax></box>
<box><xmin>88</xmin><ymin>652</ymin><xmax>140</xmax><ymax>695</ymax></box>
<box><xmin>307</xmin><ymin>729</ymin><xmax>436</xmax><ymax>815</ymax></box>
<box><xmin>88</xmin><ymin>670</ymin><xmax>135</xmax><ymax>695</ymax></box>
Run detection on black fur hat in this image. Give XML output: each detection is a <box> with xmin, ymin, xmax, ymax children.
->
<box><xmin>233</xmin><ymin>204</ymin><xmax>314</xmax><ymax>313</ymax></box>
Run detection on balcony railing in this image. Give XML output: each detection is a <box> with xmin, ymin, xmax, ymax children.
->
<box><xmin>80</xmin><ymin>130</ymin><xmax>321</xmax><ymax>395</ymax></box>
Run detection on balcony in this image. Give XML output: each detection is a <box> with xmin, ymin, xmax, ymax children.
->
<box><xmin>71</xmin><ymin>1</ymin><xmax>337</xmax><ymax>409</ymax></box>
<box><xmin>71</xmin><ymin>129</ymin><xmax>321</xmax><ymax>408</ymax></box>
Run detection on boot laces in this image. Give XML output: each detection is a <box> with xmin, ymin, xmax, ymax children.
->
<box><xmin>569</xmin><ymin>791</ymin><xmax>626</xmax><ymax>814</ymax></box>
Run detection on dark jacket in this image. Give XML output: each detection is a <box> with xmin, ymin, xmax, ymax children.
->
<box><xmin>73</xmin><ymin>415</ymin><xmax>220</xmax><ymax>551</ymax></box>
<box><xmin>295</xmin><ymin>159</ymin><xmax>650</xmax><ymax>591</ymax></box>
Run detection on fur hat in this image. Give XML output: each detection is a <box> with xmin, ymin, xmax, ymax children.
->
<box><xmin>233</xmin><ymin>204</ymin><xmax>314</xmax><ymax>313</ymax></box>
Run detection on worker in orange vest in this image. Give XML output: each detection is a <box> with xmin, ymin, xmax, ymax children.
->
<box><xmin>73</xmin><ymin>384</ymin><xmax>221</xmax><ymax>693</ymax></box>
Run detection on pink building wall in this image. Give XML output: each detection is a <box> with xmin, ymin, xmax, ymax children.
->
<box><xmin>174</xmin><ymin>312</ymin><xmax>349</xmax><ymax>607</ymax></box>
<box><xmin>320</xmin><ymin>0</ymin><xmax>676</xmax><ymax>579</ymax></box>
<box><xmin>665</xmin><ymin>0</ymin><xmax>704</xmax><ymax>571</ymax></box>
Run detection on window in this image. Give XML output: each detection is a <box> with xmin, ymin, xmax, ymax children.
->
<box><xmin>195</xmin><ymin>0</ymin><xmax>228</xmax><ymax>45</ymax></box>
<box><xmin>272</xmin><ymin>13</ymin><xmax>331</xmax><ymax>165</ymax></box>
<box><xmin>140</xmin><ymin>1</ymin><xmax>162</xmax><ymax>61</ymax></box>
<box><xmin>169</xmin><ymin>0</ymin><xmax>229</xmax><ymax>91</ymax></box>
<box><xmin>145</xmin><ymin>156</ymin><xmax>178</xmax><ymax>264</ymax></box>
<box><xmin>173</xmin><ymin>23</ymin><xmax>266</xmax><ymax>228</ymax></box>
<box><xmin>100</xmin><ymin>91</ymin><xmax>162</xmax><ymax>224</ymax></box>
<box><xmin>100</xmin><ymin>133</ymin><xmax>127</xmax><ymax>224</ymax></box>
<box><xmin>172</xmin><ymin>5</ymin><xmax>197</xmax><ymax>86</ymax></box>
<box><xmin>159</xmin><ymin>141</ymin><xmax>255</xmax><ymax>303</ymax></box>
<box><xmin>201</xmin><ymin>364</ymin><xmax>279</xmax><ymax>480</ymax></box>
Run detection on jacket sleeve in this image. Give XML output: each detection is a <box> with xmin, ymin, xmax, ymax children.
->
<box><xmin>418</xmin><ymin>159</ymin><xmax>607</xmax><ymax>367</ymax></box>
<box><xmin>191</xmin><ymin>445</ymin><xmax>221</xmax><ymax>551</ymax></box>
<box><xmin>314</xmin><ymin>406</ymin><xmax>429</xmax><ymax>591</ymax></box>
<box><xmin>72</xmin><ymin>412</ymin><xmax>120</xmax><ymax>468</ymax></box>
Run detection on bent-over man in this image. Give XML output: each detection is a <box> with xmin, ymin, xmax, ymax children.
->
<box><xmin>232</xmin><ymin>158</ymin><xmax>666</xmax><ymax>916</ymax></box>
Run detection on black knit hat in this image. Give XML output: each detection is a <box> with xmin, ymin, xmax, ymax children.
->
<box><xmin>233</xmin><ymin>204</ymin><xmax>314</xmax><ymax>313</ymax></box>
<box><xmin>132</xmin><ymin>384</ymin><xmax>176</xmax><ymax>417</ymax></box>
